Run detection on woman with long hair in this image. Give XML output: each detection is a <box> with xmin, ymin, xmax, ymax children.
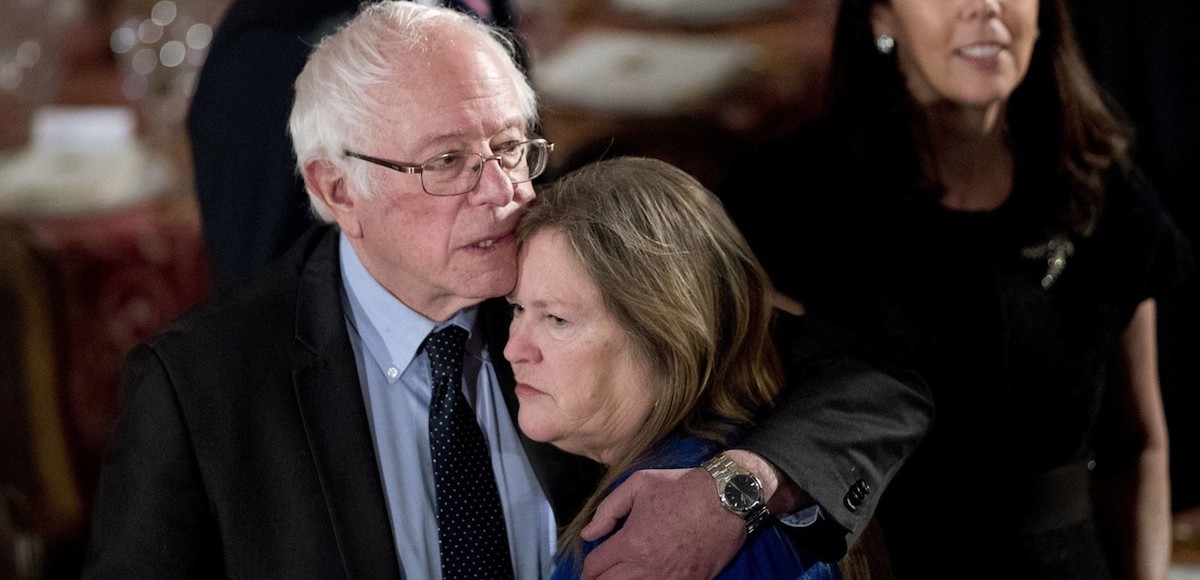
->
<box><xmin>508</xmin><ymin>157</ymin><xmax>840</xmax><ymax>579</ymax></box>
<box><xmin>720</xmin><ymin>0</ymin><xmax>1191</xmax><ymax>577</ymax></box>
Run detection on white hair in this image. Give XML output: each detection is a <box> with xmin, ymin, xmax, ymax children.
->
<box><xmin>288</xmin><ymin>1</ymin><xmax>539</xmax><ymax>222</ymax></box>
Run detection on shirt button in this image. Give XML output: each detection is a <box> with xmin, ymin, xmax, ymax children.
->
<box><xmin>386</xmin><ymin>367</ymin><xmax>400</xmax><ymax>380</ymax></box>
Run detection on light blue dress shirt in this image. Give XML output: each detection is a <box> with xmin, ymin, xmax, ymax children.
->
<box><xmin>338</xmin><ymin>235</ymin><xmax>557</xmax><ymax>579</ymax></box>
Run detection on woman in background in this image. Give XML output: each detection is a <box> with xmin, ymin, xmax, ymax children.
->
<box><xmin>720</xmin><ymin>0</ymin><xmax>1191</xmax><ymax>578</ymax></box>
<box><xmin>506</xmin><ymin>157</ymin><xmax>839</xmax><ymax>579</ymax></box>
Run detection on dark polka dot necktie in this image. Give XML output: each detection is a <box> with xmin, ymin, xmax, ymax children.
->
<box><xmin>425</xmin><ymin>326</ymin><xmax>514</xmax><ymax>580</ymax></box>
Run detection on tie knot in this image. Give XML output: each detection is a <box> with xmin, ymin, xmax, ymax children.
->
<box><xmin>425</xmin><ymin>325</ymin><xmax>468</xmax><ymax>367</ymax></box>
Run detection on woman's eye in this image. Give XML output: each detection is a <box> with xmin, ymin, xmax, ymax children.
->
<box><xmin>509</xmin><ymin>302</ymin><xmax>524</xmax><ymax>315</ymax></box>
<box><xmin>546</xmin><ymin>314</ymin><xmax>567</xmax><ymax>326</ymax></box>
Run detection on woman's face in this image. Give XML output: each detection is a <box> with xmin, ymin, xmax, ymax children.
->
<box><xmin>504</xmin><ymin>229</ymin><xmax>654</xmax><ymax>464</ymax></box>
<box><xmin>872</xmin><ymin>0</ymin><xmax>1039</xmax><ymax>109</ymax></box>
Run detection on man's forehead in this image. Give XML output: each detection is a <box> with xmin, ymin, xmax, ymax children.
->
<box><xmin>365</xmin><ymin>89</ymin><xmax>527</xmax><ymax>145</ymax></box>
<box><xmin>367</xmin><ymin>80</ymin><xmax>527</xmax><ymax>146</ymax></box>
<box><xmin>353</xmin><ymin>28</ymin><xmax>529</xmax><ymax>144</ymax></box>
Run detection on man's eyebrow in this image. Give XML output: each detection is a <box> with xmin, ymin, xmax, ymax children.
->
<box><xmin>416</xmin><ymin>120</ymin><xmax>528</xmax><ymax>148</ymax></box>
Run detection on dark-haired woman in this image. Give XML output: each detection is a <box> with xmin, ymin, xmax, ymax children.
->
<box><xmin>720</xmin><ymin>0</ymin><xmax>1192</xmax><ymax>578</ymax></box>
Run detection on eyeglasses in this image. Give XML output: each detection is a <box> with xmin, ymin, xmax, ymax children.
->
<box><xmin>343</xmin><ymin>138</ymin><xmax>554</xmax><ymax>196</ymax></box>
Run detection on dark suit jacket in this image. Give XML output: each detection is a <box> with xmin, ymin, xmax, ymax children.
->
<box><xmin>84</xmin><ymin>226</ymin><xmax>931</xmax><ymax>577</ymax></box>
<box><xmin>83</xmin><ymin>226</ymin><xmax>600</xmax><ymax>579</ymax></box>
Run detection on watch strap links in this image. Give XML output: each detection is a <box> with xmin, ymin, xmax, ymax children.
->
<box><xmin>702</xmin><ymin>453</ymin><xmax>771</xmax><ymax>536</ymax></box>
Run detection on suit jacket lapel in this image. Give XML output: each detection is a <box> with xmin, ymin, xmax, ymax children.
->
<box><xmin>292</xmin><ymin>228</ymin><xmax>404</xmax><ymax>580</ymax></box>
<box><xmin>283</xmin><ymin>229</ymin><xmax>599</xmax><ymax>576</ymax></box>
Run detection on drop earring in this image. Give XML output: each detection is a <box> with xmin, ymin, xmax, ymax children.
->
<box><xmin>875</xmin><ymin>34</ymin><xmax>895</xmax><ymax>55</ymax></box>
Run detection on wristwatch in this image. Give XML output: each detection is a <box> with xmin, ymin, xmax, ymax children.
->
<box><xmin>701</xmin><ymin>452</ymin><xmax>770</xmax><ymax>536</ymax></box>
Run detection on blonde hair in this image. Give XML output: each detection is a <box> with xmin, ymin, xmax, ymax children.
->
<box><xmin>517</xmin><ymin>157</ymin><xmax>783</xmax><ymax>559</ymax></box>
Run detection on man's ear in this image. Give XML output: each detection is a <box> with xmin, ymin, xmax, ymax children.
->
<box><xmin>870</xmin><ymin>3</ymin><xmax>896</xmax><ymax>39</ymax></box>
<box><xmin>303</xmin><ymin>158</ymin><xmax>362</xmax><ymax>238</ymax></box>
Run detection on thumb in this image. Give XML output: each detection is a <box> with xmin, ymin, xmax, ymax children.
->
<box><xmin>580</xmin><ymin>476</ymin><xmax>640</xmax><ymax>540</ymax></box>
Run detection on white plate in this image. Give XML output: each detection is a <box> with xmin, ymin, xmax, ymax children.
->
<box><xmin>533</xmin><ymin>31</ymin><xmax>760</xmax><ymax>116</ymax></box>
<box><xmin>608</xmin><ymin>0</ymin><xmax>791</xmax><ymax>24</ymax></box>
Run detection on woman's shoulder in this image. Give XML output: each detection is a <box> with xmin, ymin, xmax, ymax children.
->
<box><xmin>1094</xmin><ymin>162</ymin><xmax>1194</xmax><ymax>292</ymax></box>
<box><xmin>633</xmin><ymin>434</ymin><xmax>723</xmax><ymax>471</ymax></box>
<box><xmin>1026</xmin><ymin>161</ymin><xmax>1193</xmax><ymax>318</ymax></box>
<box><xmin>1104</xmin><ymin>163</ymin><xmax>1183</xmax><ymax>230</ymax></box>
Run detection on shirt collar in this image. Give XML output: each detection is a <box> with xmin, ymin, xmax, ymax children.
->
<box><xmin>339</xmin><ymin>234</ymin><xmax>480</xmax><ymax>383</ymax></box>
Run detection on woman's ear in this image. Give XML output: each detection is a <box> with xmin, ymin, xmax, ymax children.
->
<box><xmin>870</xmin><ymin>2</ymin><xmax>896</xmax><ymax>39</ymax></box>
<box><xmin>302</xmin><ymin>158</ymin><xmax>363</xmax><ymax>238</ymax></box>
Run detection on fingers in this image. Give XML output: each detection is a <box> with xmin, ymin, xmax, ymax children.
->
<box><xmin>581</xmin><ymin>473</ymin><xmax>641</xmax><ymax>541</ymax></box>
<box><xmin>584</xmin><ymin>562</ymin><xmax>639</xmax><ymax>580</ymax></box>
<box><xmin>579</xmin><ymin>535</ymin><xmax>620</xmax><ymax>579</ymax></box>
<box><xmin>581</xmin><ymin>468</ymin><xmax>726</xmax><ymax>579</ymax></box>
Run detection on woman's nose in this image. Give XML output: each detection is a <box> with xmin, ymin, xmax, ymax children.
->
<box><xmin>503</xmin><ymin>320</ymin><xmax>538</xmax><ymax>364</ymax></box>
<box><xmin>962</xmin><ymin>0</ymin><xmax>1001</xmax><ymax>19</ymax></box>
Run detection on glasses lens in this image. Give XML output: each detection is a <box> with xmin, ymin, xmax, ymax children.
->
<box><xmin>523</xmin><ymin>141</ymin><xmax>548</xmax><ymax>182</ymax></box>
<box><xmin>507</xmin><ymin>141</ymin><xmax>549</xmax><ymax>185</ymax></box>
<box><xmin>420</xmin><ymin>141</ymin><xmax>552</xmax><ymax>195</ymax></box>
<box><xmin>421</xmin><ymin>152</ymin><xmax>478</xmax><ymax>196</ymax></box>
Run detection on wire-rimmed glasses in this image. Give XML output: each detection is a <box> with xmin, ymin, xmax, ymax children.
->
<box><xmin>343</xmin><ymin>138</ymin><xmax>554</xmax><ymax>196</ymax></box>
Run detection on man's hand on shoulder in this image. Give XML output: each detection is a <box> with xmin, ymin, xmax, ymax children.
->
<box><xmin>579</xmin><ymin>466</ymin><xmax>743</xmax><ymax>579</ymax></box>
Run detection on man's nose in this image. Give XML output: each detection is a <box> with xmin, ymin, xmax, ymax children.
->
<box><xmin>470</xmin><ymin>157</ymin><xmax>517</xmax><ymax>207</ymax></box>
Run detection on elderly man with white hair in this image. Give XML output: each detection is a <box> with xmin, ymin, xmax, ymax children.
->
<box><xmin>83</xmin><ymin>3</ymin><xmax>931</xmax><ymax>578</ymax></box>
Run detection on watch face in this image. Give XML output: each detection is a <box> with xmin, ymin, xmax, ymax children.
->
<box><xmin>722</xmin><ymin>474</ymin><xmax>763</xmax><ymax>511</ymax></box>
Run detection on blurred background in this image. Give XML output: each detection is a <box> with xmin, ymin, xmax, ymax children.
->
<box><xmin>0</xmin><ymin>0</ymin><xmax>1196</xmax><ymax>577</ymax></box>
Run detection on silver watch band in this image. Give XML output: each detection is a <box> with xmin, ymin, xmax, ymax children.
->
<box><xmin>702</xmin><ymin>453</ymin><xmax>771</xmax><ymax>535</ymax></box>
